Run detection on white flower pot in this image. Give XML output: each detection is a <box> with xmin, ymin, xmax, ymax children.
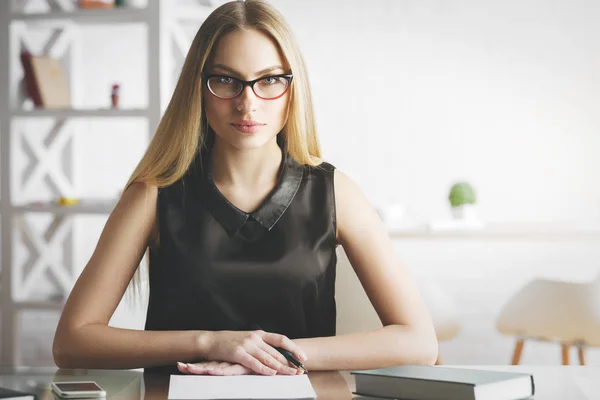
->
<box><xmin>451</xmin><ymin>204</ymin><xmax>478</xmax><ymax>221</ymax></box>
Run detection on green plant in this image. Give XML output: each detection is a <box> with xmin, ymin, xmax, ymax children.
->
<box><xmin>448</xmin><ymin>182</ymin><xmax>476</xmax><ymax>208</ymax></box>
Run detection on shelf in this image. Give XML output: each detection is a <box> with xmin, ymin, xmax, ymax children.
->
<box><xmin>388</xmin><ymin>222</ymin><xmax>600</xmax><ymax>239</ymax></box>
<box><xmin>12</xmin><ymin>301</ymin><xmax>65</xmax><ymax>311</ymax></box>
<box><xmin>172</xmin><ymin>6</ymin><xmax>213</xmax><ymax>21</ymax></box>
<box><xmin>10</xmin><ymin>7</ymin><xmax>150</xmax><ymax>25</ymax></box>
<box><xmin>13</xmin><ymin>200</ymin><xmax>117</xmax><ymax>215</ymax></box>
<box><xmin>11</xmin><ymin>108</ymin><xmax>150</xmax><ymax>118</ymax></box>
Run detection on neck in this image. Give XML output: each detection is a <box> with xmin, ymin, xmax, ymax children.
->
<box><xmin>210</xmin><ymin>137</ymin><xmax>283</xmax><ymax>188</ymax></box>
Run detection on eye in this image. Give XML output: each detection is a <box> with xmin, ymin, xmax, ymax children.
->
<box><xmin>260</xmin><ymin>76</ymin><xmax>279</xmax><ymax>85</ymax></box>
<box><xmin>217</xmin><ymin>76</ymin><xmax>234</xmax><ymax>84</ymax></box>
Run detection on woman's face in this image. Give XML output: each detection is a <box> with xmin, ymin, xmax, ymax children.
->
<box><xmin>203</xmin><ymin>29</ymin><xmax>292</xmax><ymax>151</ymax></box>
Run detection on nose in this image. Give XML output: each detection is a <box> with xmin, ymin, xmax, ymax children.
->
<box><xmin>234</xmin><ymin>85</ymin><xmax>258</xmax><ymax>113</ymax></box>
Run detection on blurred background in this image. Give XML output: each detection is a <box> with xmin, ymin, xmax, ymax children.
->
<box><xmin>1</xmin><ymin>0</ymin><xmax>599</xmax><ymax>368</ymax></box>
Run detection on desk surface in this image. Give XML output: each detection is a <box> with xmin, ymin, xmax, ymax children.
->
<box><xmin>0</xmin><ymin>365</ymin><xmax>597</xmax><ymax>399</ymax></box>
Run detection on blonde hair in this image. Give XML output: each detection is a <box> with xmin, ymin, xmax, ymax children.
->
<box><xmin>125</xmin><ymin>0</ymin><xmax>322</xmax><ymax>298</ymax></box>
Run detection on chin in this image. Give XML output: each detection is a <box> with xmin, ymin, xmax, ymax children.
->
<box><xmin>217</xmin><ymin>129</ymin><xmax>279</xmax><ymax>151</ymax></box>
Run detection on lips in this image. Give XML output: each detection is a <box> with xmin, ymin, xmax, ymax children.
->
<box><xmin>230</xmin><ymin>122</ymin><xmax>265</xmax><ymax>134</ymax></box>
<box><xmin>231</xmin><ymin>121</ymin><xmax>265</xmax><ymax>127</ymax></box>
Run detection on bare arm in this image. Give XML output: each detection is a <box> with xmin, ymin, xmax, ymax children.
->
<box><xmin>53</xmin><ymin>182</ymin><xmax>305</xmax><ymax>374</ymax></box>
<box><xmin>52</xmin><ymin>182</ymin><xmax>207</xmax><ymax>369</ymax></box>
<box><xmin>292</xmin><ymin>170</ymin><xmax>439</xmax><ymax>371</ymax></box>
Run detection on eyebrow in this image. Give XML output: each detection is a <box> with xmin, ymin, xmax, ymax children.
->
<box><xmin>211</xmin><ymin>64</ymin><xmax>286</xmax><ymax>77</ymax></box>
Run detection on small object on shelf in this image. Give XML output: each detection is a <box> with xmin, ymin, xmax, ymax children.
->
<box><xmin>115</xmin><ymin>0</ymin><xmax>128</xmax><ymax>7</ymax></box>
<box><xmin>58</xmin><ymin>197</ymin><xmax>80</xmax><ymax>206</ymax></box>
<box><xmin>448</xmin><ymin>181</ymin><xmax>478</xmax><ymax>221</ymax></box>
<box><xmin>20</xmin><ymin>51</ymin><xmax>71</xmax><ymax>109</ymax></box>
<box><xmin>79</xmin><ymin>0</ymin><xmax>115</xmax><ymax>9</ymax></box>
<box><xmin>111</xmin><ymin>83</ymin><xmax>120</xmax><ymax>108</ymax></box>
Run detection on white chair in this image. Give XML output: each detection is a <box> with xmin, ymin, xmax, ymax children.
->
<box><xmin>334</xmin><ymin>247</ymin><xmax>460</xmax><ymax>364</ymax></box>
<box><xmin>496</xmin><ymin>272</ymin><xmax>600</xmax><ymax>365</ymax></box>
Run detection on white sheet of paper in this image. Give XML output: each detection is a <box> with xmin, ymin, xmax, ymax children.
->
<box><xmin>168</xmin><ymin>374</ymin><xmax>317</xmax><ymax>399</ymax></box>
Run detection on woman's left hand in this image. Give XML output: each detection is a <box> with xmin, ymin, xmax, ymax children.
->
<box><xmin>177</xmin><ymin>361</ymin><xmax>253</xmax><ymax>376</ymax></box>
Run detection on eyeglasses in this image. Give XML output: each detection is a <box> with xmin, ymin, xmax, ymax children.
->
<box><xmin>202</xmin><ymin>73</ymin><xmax>293</xmax><ymax>100</ymax></box>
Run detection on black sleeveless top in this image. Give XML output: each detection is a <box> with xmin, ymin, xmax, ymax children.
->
<box><xmin>144</xmin><ymin>145</ymin><xmax>338</xmax><ymax>371</ymax></box>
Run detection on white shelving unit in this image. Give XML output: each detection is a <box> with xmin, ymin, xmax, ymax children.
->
<box><xmin>11</xmin><ymin>109</ymin><xmax>150</xmax><ymax>118</ymax></box>
<box><xmin>11</xmin><ymin>7</ymin><xmax>152</xmax><ymax>23</ymax></box>
<box><xmin>13</xmin><ymin>201</ymin><xmax>117</xmax><ymax>215</ymax></box>
<box><xmin>0</xmin><ymin>0</ymin><xmax>214</xmax><ymax>367</ymax></box>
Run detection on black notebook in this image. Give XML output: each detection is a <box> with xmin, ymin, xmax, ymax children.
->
<box><xmin>0</xmin><ymin>387</ymin><xmax>36</xmax><ymax>400</ymax></box>
<box><xmin>351</xmin><ymin>365</ymin><xmax>535</xmax><ymax>400</ymax></box>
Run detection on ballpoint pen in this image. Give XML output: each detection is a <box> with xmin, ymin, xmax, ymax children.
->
<box><xmin>273</xmin><ymin>346</ymin><xmax>308</xmax><ymax>373</ymax></box>
<box><xmin>251</xmin><ymin>324</ymin><xmax>308</xmax><ymax>373</ymax></box>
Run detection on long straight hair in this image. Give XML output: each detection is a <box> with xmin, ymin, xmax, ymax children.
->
<box><xmin>124</xmin><ymin>0</ymin><xmax>322</xmax><ymax>298</ymax></box>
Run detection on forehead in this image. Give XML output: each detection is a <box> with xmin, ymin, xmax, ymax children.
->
<box><xmin>208</xmin><ymin>29</ymin><xmax>288</xmax><ymax>77</ymax></box>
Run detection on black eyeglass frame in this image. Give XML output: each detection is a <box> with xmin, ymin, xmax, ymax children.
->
<box><xmin>202</xmin><ymin>73</ymin><xmax>294</xmax><ymax>100</ymax></box>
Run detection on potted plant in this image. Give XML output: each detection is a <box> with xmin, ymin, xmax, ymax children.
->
<box><xmin>448</xmin><ymin>182</ymin><xmax>477</xmax><ymax>220</ymax></box>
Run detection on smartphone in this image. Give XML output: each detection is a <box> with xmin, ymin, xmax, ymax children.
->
<box><xmin>50</xmin><ymin>381</ymin><xmax>106</xmax><ymax>398</ymax></box>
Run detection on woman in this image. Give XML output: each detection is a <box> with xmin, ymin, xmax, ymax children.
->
<box><xmin>53</xmin><ymin>0</ymin><xmax>438</xmax><ymax>376</ymax></box>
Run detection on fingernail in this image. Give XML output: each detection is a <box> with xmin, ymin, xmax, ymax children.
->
<box><xmin>177</xmin><ymin>362</ymin><xmax>185</xmax><ymax>368</ymax></box>
<box><xmin>186</xmin><ymin>363</ymin><xmax>194</xmax><ymax>369</ymax></box>
<box><xmin>300</xmin><ymin>353</ymin><xmax>308</xmax><ymax>361</ymax></box>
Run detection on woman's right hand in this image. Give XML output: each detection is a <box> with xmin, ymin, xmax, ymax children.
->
<box><xmin>201</xmin><ymin>329</ymin><xmax>308</xmax><ymax>376</ymax></box>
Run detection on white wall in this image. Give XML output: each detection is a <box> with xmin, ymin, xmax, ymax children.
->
<box><xmin>274</xmin><ymin>0</ymin><xmax>600</xmax><ymax>224</ymax></box>
<box><xmin>15</xmin><ymin>0</ymin><xmax>600</xmax><ymax>365</ymax></box>
<box><xmin>268</xmin><ymin>0</ymin><xmax>600</xmax><ymax>365</ymax></box>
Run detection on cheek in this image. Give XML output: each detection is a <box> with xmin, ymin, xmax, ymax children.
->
<box><xmin>204</xmin><ymin>96</ymin><xmax>231</xmax><ymax>123</ymax></box>
<box><xmin>269</xmin><ymin>96</ymin><xmax>291</xmax><ymax>122</ymax></box>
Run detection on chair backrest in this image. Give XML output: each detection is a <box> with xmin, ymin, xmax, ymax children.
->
<box><xmin>334</xmin><ymin>246</ymin><xmax>382</xmax><ymax>335</ymax></box>
<box><xmin>593</xmin><ymin>268</ymin><xmax>600</xmax><ymax>286</ymax></box>
<box><xmin>334</xmin><ymin>247</ymin><xmax>460</xmax><ymax>340</ymax></box>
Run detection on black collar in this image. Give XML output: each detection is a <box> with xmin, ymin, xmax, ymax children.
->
<box><xmin>196</xmin><ymin>148</ymin><xmax>304</xmax><ymax>237</ymax></box>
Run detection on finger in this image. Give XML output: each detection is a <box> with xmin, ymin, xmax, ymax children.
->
<box><xmin>190</xmin><ymin>361</ymin><xmax>220</xmax><ymax>369</ymax></box>
<box><xmin>202</xmin><ymin>362</ymin><xmax>233</xmax><ymax>376</ymax></box>
<box><xmin>259</xmin><ymin>342</ymin><xmax>289</xmax><ymax>365</ymax></box>
<box><xmin>207</xmin><ymin>363</ymin><xmax>251</xmax><ymax>376</ymax></box>
<box><xmin>237</xmin><ymin>352</ymin><xmax>277</xmax><ymax>376</ymax></box>
<box><xmin>262</xmin><ymin>333</ymin><xmax>308</xmax><ymax>362</ymax></box>
<box><xmin>186</xmin><ymin>361</ymin><xmax>219</xmax><ymax>374</ymax></box>
<box><xmin>246</xmin><ymin>331</ymin><xmax>287</xmax><ymax>366</ymax></box>
<box><xmin>217</xmin><ymin>362</ymin><xmax>233</xmax><ymax>368</ymax></box>
<box><xmin>209</xmin><ymin>364</ymin><xmax>252</xmax><ymax>376</ymax></box>
<box><xmin>176</xmin><ymin>362</ymin><xmax>190</xmax><ymax>374</ymax></box>
<box><xmin>254</xmin><ymin>347</ymin><xmax>298</xmax><ymax>375</ymax></box>
<box><xmin>257</xmin><ymin>345</ymin><xmax>299</xmax><ymax>375</ymax></box>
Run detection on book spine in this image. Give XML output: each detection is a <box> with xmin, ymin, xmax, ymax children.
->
<box><xmin>19</xmin><ymin>51</ymin><xmax>43</xmax><ymax>107</ymax></box>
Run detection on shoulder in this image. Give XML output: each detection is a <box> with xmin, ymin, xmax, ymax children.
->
<box><xmin>331</xmin><ymin>169</ymin><xmax>378</xmax><ymax>242</ymax></box>
<box><xmin>301</xmin><ymin>161</ymin><xmax>374</xmax><ymax>240</ymax></box>
<box><xmin>302</xmin><ymin>162</ymin><xmax>364</xmax><ymax>207</ymax></box>
<box><xmin>107</xmin><ymin>181</ymin><xmax>159</xmax><ymax>247</ymax></box>
<box><xmin>118</xmin><ymin>182</ymin><xmax>158</xmax><ymax>224</ymax></box>
<box><xmin>303</xmin><ymin>160</ymin><xmax>336</xmax><ymax>178</ymax></box>
<box><xmin>332</xmin><ymin>168</ymin><xmax>365</xmax><ymax>208</ymax></box>
<box><xmin>315</xmin><ymin>161</ymin><xmax>336</xmax><ymax>172</ymax></box>
<box><xmin>121</xmin><ymin>181</ymin><xmax>158</xmax><ymax>206</ymax></box>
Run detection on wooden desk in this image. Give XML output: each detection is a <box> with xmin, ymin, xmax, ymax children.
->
<box><xmin>0</xmin><ymin>365</ymin><xmax>598</xmax><ymax>399</ymax></box>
